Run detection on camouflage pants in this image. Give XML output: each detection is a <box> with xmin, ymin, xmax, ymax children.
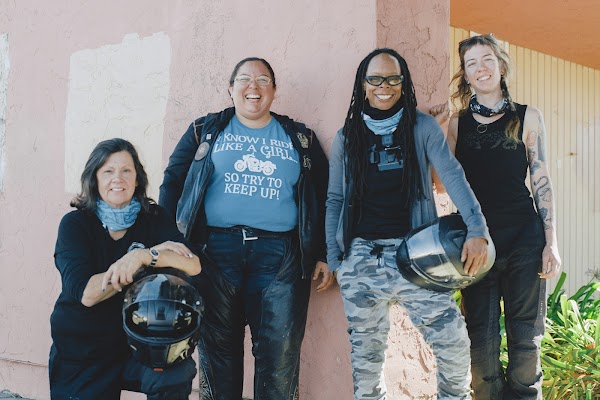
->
<box><xmin>337</xmin><ymin>237</ymin><xmax>472</xmax><ymax>400</ymax></box>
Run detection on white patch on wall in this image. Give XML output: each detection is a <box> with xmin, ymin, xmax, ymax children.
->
<box><xmin>64</xmin><ymin>32</ymin><xmax>171</xmax><ymax>198</ymax></box>
<box><xmin>0</xmin><ymin>33</ymin><xmax>9</xmax><ymax>193</ymax></box>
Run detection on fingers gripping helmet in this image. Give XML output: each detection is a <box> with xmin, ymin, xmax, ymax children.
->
<box><xmin>123</xmin><ymin>271</ymin><xmax>203</xmax><ymax>369</ymax></box>
<box><xmin>396</xmin><ymin>214</ymin><xmax>495</xmax><ymax>292</ymax></box>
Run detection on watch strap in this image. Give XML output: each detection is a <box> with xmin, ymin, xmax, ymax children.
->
<box><xmin>148</xmin><ymin>248</ymin><xmax>159</xmax><ymax>268</ymax></box>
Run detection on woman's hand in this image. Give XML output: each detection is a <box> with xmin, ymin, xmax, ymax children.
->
<box><xmin>461</xmin><ymin>237</ymin><xmax>489</xmax><ymax>276</ymax></box>
<box><xmin>313</xmin><ymin>261</ymin><xmax>335</xmax><ymax>293</ymax></box>
<box><xmin>101</xmin><ymin>249</ymin><xmax>147</xmax><ymax>292</ymax></box>
<box><xmin>539</xmin><ymin>244</ymin><xmax>561</xmax><ymax>279</ymax></box>
<box><xmin>151</xmin><ymin>241</ymin><xmax>194</xmax><ymax>258</ymax></box>
<box><xmin>429</xmin><ymin>102</ymin><xmax>450</xmax><ymax>125</ymax></box>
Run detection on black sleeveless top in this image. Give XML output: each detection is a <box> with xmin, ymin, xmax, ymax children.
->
<box><xmin>456</xmin><ymin>104</ymin><xmax>536</xmax><ymax>231</ymax></box>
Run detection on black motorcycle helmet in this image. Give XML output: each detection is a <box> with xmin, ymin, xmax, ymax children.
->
<box><xmin>123</xmin><ymin>270</ymin><xmax>203</xmax><ymax>370</ymax></box>
<box><xmin>396</xmin><ymin>214</ymin><xmax>495</xmax><ymax>292</ymax></box>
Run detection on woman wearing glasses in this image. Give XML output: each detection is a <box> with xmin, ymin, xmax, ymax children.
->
<box><xmin>432</xmin><ymin>34</ymin><xmax>561</xmax><ymax>399</ymax></box>
<box><xmin>159</xmin><ymin>57</ymin><xmax>331</xmax><ymax>400</ymax></box>
<box><xmin>326</xmin><ymin>48</ymin><xmax>489</xmax><ymax>399</ymax></box>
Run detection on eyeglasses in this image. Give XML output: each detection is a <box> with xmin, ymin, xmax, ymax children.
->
<box><xmin>364</xmin><ymin>75</ymin><xmax>404</xmax><ymax>86</ymax></box>
<box><xmin>234</xmin><ymin>75</ymin><xmax>272</xmax><ymax>87</ymax></box>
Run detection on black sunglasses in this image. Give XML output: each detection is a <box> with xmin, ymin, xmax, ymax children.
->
<box><xmin>364</xmin><ymin>75</ymin><xmax>404</xmax><ymax>86</ymax></box>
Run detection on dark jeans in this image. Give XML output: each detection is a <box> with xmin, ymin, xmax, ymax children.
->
<box><xmin>461</xmin><ymin>217</ymin><xmax>546</xmax><ymax>400</ymax></box>
<box><xmin>49</xmin><ymin>345</ymin><xmax>196</xmax><ymax>400</ymax></box>
<box><xmin>196</xmin><ymin>229</ymin><xmax>310</xmax><ymax>400</ymax></box>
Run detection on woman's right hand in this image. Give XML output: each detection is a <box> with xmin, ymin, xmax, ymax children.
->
<box><xmin>101</xmin><ymin>249</ymin><xmax>147</xmax><ymax>292</ymax></box>
<box><xmin>429</xmin><ymin>102</ymin><xmax>450</xmax><ymax>125</ymax></box>
<box><xmin>461</xmin><ymin>237</ymin><xmax>489</xmax><ymax>276</ymax></box>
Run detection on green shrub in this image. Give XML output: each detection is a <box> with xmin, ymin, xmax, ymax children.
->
<box><xmin>456</xmin><ymin>271</ymin><xmax>600</xmax><ymax>399</ymax></box>
<box><xmin>542</xmin><ymin>272</ymin><xmax>600</xmax><ymax>399</ymax></box>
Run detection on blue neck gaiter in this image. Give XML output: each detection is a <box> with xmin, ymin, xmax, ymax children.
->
<box><xmin>95</xmin><ymin>197</ymin><xmax>142</xmax><ymax>231</ymax></box>
<box><xmin>362</xmin><ymin>108</ymin><xmax>403</xmax><ymax>136</ymax></box>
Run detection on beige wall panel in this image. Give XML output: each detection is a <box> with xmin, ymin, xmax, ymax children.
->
<box><xmin>450</xmin><ymin>27</ymin><xmax>600</xmax><ymax>294</ymax></box>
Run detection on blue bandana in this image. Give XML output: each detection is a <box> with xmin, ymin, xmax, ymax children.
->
<box><xmin>362</xmin><ymin>108</ymin><xmax>403</xmax><ymax>136</ymax></box>
<box><xmin>96</xmin><ymin>197</ymin><xmax>142</xmax><ymax>231</ymax></box>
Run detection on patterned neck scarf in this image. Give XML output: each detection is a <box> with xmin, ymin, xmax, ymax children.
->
<box><xmin>469</xmin><ymin>95</ymin><xmax>508</xmax><ymax>117</ymax></box>
<box><xmin>95</xmin><ymin>197</ymin><xmax>141</xmax><ymax>232</ymax></box>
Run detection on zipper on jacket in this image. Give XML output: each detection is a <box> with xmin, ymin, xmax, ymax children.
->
<box><xmin>296</xmin><ymin>173</ymin><xmax>306</xmax><ymax>279</ymax></box>
<box><xmin>186</xmin><ymin>150</ymin><xmax>215</xmax><ymax>240</ymax></box>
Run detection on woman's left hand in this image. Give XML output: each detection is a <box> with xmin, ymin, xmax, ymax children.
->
<box><xmin>539</xmin><ymin>245</ymin><xmax>562</xmax><ymax>279</ymax></box>
<box><xmin>313</xmin><ymin>261</ymin><xmax>335</xmax><ymax>293</ymax></box>
<box><xmin>151</xmin><ymin>241</ymin><xmax>194</xmax><ymax>258</ymax></box>
<box><xmin>461</xmin><ymin>237</ymin><xmax>489</xmax><ymax>276</ymax></box>
<box><xmin>101</xmin><ymin>249</ymin><xmax>147</xmax><ymax>292</ymax></box>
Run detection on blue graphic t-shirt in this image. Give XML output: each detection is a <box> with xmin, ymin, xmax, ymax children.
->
<box><xmin>204</xmin><ymin>116</ymin><xmax>301</xmax><ymax>232</ymax></box>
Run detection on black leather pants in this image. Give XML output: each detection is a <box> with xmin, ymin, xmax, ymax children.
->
<box><xmin>196</xmin><ymin>231</ymin><xmax>311</xmax><ymax>400</ymax></box>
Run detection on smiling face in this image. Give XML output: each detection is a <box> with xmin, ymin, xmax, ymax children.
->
<box><xmin>364</xmin><ymin>53</ymin><xmax>403</xmax><ymax>111</ymax></box>
<box><xmin>463</xmin><ymin>44</ymin><xmax>504</xmax><ymax>96</ymax></box>
<box><xmin>96</xmin><ymin>150</ymin><xmax>137</xmax><ymax>209</ymax></box>
<box><xmin>229</xmin><ymin>60</ymin><xmax>276</xmax><ymax>127</ymax></box>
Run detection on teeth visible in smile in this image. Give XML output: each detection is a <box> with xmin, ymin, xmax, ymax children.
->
<box><xmin>376</xmin><ymin>94</ymin><xmax>393</xmax><ymax>100</ymax></box>
<box><xmin>478</xmin><ymin>76</ymin><xmax>490</xmax><ymax>81</ymax></box>
<box><xmin>111</xmin><ymin>188</ymin><xmax>124</xmax><ymax>191</ymax></box>
<box><xmin>246</xmin><ymin>94</ymin><xmax>260</xmax><ymax>99</ymax></box>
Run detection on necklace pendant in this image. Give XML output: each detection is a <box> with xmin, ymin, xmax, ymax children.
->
<box><xmin>477</xmin><ymin>123</ymin><xmax>488</xmax><ymax>134</ymax></box>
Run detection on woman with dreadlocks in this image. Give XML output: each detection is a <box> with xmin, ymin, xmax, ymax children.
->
<box><xmin>325</xmin><ymin>48</ymin><xmax>490</xmax><ymax>399</ymax></box>
<box><xmin>431</xmin><ymin>34</ymin><xmax>561</xmax><ymax>399</ymax></box>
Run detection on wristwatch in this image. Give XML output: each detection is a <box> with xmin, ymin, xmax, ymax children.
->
<box><xmin>148</xmin><ymin>248</ymin><xmax>160</xmax><ymax>269</ymax></box>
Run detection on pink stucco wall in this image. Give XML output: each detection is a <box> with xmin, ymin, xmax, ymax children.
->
<box><xmin>0</xmin><ymin>1</ymin><xmax>449</xmax><ymax>399</ymax></box>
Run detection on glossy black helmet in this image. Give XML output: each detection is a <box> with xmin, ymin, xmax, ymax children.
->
<box><xmin>123</xmin><ymin>270</ymin><xmax>203</xmax><ymax>369</ymax></box>
<box><xmin>396</xmin><ymin>214</ymin><xmax>495</xmax><ymax>292</ymax></box>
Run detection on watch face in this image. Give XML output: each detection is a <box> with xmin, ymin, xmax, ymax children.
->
<box><xmin>150</xmin><ymin>249</ymin><xmax>159</xmax><ymax>257</ymax></box>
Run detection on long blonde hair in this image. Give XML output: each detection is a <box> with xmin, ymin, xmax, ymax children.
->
<box><xmin>450</xmin><ymin>34</ymin><xmax>520</xmax><ymax>142</ymax></box>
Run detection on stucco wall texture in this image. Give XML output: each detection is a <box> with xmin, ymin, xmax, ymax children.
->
<box><xmin>0</xmin><ymin>1</ymin><xmax>450</xmax><ymax>399</ymax></box>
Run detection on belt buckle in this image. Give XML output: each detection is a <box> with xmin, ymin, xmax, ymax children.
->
<box><xmin>242</xmin><ymin>228</ymin><xmax>258</xmax><ymax>243</ymax></box>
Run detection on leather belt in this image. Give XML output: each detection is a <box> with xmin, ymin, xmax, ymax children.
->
<box><xmin>208</xmin><ymin>226</ymin><xmax>296</xmax><ymax>242</ymax></box>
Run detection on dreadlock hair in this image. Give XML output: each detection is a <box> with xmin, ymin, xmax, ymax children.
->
<box><xmin>342</xmin><ymin>48</ymin><xmax>422</xmax><ymax>207</ymax></box>
<box><xmin>450</xmin><ymin>34</ymin><xmax>520</xmax><ymax>142</ymax></box>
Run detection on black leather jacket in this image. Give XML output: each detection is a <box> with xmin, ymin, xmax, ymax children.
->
<box><xmin>159</xmin><ymin>107</ymin><xmax>328</xmax><ymax>278</ymax></box>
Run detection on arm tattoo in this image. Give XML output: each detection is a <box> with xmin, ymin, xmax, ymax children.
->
<box><xmin>533</xmin><ymin>175</ymin><xmax>553</xmax><ymax>230</ymax></box>
<box><xmin>528</xmin><ymin>111</ymin><xmax>555</xmax><ymax>232</ymax></box>
<box><xmin>536</xmin><ymin>114</ymin><xmax>547</xmax><ymax>163</ymax></box>
<box><xmin>525</xmin><ymin>131</ymin><xmax>541</xmax><ymax>175</ymax></box>
<box><xmin>533</xmin><ymin>176</ymin><xmax>552</xmax><ymax>202</ymax></box>
<box><xmin>530</xmin><ymin>159</ymin><xmax>541</xmax><ymax>176</ymax></box>
<box><xmin>526</xmin><ymin>114</ymin><xmax>547</xmax><ymax>175</ymax></box>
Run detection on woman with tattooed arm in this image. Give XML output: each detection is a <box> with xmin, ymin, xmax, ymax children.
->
<box><xmin>431</xmin><ymin>34</ymin><xmax>561</xmax><ymax>399</ymax></box>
